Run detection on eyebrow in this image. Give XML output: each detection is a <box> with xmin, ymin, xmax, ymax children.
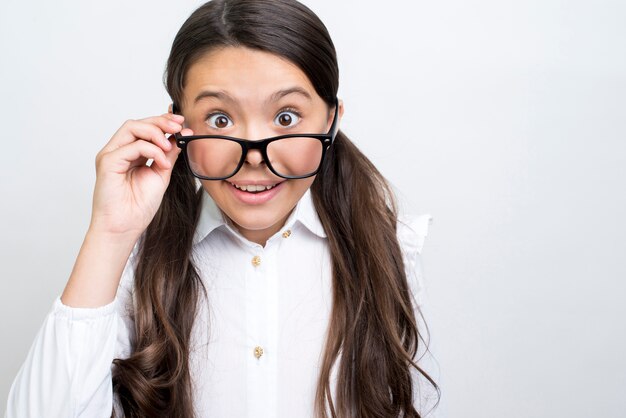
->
<box><xmin>193</xmin><ymin>86</ymin><xmax>312</xmax><ymax>105</ymax></box>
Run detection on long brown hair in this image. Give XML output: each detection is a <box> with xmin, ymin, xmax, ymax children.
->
<box><xmin>112</xmin><ymin>0</ymin><xmax>439</xmax><ymax>416</ymax></box>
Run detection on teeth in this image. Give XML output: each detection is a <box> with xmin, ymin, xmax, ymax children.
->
<box><xmin>233</xmin><ymin>184</ymin><xmax>275</xmax><ymax>192</ymax></box>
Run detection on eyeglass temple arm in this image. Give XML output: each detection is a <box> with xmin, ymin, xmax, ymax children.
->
<box><xmin>329</xmin><ymin>97</ymin><xmax>340</xmax><ymax>141</ymax></box>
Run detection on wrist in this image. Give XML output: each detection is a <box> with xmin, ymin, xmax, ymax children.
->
<box><xmin>86</xmin><ymin>222</ymin><xmax>143</xmax><ymax>247</ymax></box>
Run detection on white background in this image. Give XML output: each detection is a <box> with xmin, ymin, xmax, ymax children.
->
<box><xmin>1</xmin><ymin>0</ymin><xmax>625</xmax><ymax>416</ymax></box>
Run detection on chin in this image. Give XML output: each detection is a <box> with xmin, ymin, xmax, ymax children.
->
<box><xmin>200</xmin><ymin>177</ymin><xmax>313</xmax><ymax>240</ymax></box>
<box><xmin>228</xmin><ymin>207</ymin><xmax>290</xmax><ymax>231</ymax></box>
<box><xmin>234</xmin><ymin>215</ymin><xmax>277</xmax><ymax>229</ymax></box>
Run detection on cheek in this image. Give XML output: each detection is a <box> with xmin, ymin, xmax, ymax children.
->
<box><xmin>281</xmin><ymin>178</ymin><xmax>315</xmax><ymax>206</ymax></box>
<box><xmin>285</xmin><ymin>176</ymin><xmax>314</xmax><ymax>192</ymax></box>
<box><xmin>200</xmin><ymin>180</ymin><xmax>228</xmax><ymax>203</ymax></box>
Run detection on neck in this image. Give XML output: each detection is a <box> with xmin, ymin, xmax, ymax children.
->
<box><xmin>225</xmin><ymin>212</ymin><xmax>291</xmax><ymax>247</ymax></box>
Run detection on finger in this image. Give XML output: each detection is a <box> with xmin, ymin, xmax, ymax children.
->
<box><xmin>163</xmin><ymin>128</ymin><xmax>193</xmax><ymax>166</ymax></box>
<box><xmin>152</xmin><ymin>141</ymin><xmax>181</xmax><ymax>177</ymax></box>
<box><xmin>162</xmin><ymin>112</ymin><xmax>186</xmax><ymax>130</ymax></box>
<box><xmin>103</xmin><ymin>116</ymin><xmax>183</xmax><ymax>153</ymax></box>
<box><xmin>138</xmin><ymin>113</ymin><xmax>185</xmax><ymax>133</ymax></box>
<box><xmin>157</xmin><ymin>111</ymin><xmax>184</xmax><ymax>123</ymax></box>
<box><xmin>100</xmin><ymin>140</ymin><xmax>172</xmax><ymax>174</ymax></box>
<box><xmin>149</xmin><ymin>128</ymin><xmax>192</xmax><ymax>180</ymax></box>
<box><xmin>121</xmin><ymin>128</ymin><xmax>192</xmax><ymax>172</ymax></box>
<box><xmin>127</xmin><ymin>156</ymin><xmax>150</xmax><ymax>170</ymax></box>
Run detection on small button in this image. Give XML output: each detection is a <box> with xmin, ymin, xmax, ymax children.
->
<box><xmin>282</xmin><ymin>229</ymin><xmax>292</xmax><ymax>238</ymax></box>
<box><xmin>251</xmin><ymin>255</ymin><xmax>261</xmax><ymax>267</ymax></box>
<box><xmin>254</xmin><ymin>345</ymin><xmax>264</xmax><ymax>359</ymax></box>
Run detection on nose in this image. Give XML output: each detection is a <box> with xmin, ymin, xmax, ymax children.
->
<box><xmin>244</xmin><ymin>147</ymin><xmax>265</xmax><ymax>168</ymax></box>
<box><xmin>241</xmin><ymin>126</ymin><xmax>270</xmax><ymax>169</ymax></box>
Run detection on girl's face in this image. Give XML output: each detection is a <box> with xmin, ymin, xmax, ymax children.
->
<box><xmin>181</xmin><ymin>46</ymin><xmax>343</xmax><ymax>246</ymax></box>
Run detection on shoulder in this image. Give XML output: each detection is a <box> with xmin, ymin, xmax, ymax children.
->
<box><xmin>396</xmin><ymin>213</ymin><xmax>433</xmax><ymax>305</ymax></box>
<box><xmin>396</xmin><ymin>213</ymin><xmax>433</xmax><ymax>256</ymax></box>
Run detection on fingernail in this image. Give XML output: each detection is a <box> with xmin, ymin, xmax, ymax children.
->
<box><xmin>168</xmin><ymin>120</ymin><xmax>181</xmax><ymax>129</ymax></box>
<box><xmin>171</xmin><ymin>114</ymin><xmax>184</xmax><ymax>121</ymax></box>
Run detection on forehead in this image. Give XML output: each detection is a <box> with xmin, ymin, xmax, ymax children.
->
<box><xmin>184</xmin><ymin>46</ymin><xmax>319</xmax><ymax>106</ymax></box>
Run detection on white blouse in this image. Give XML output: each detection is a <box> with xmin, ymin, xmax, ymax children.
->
<box><xmin>5</xmin><ymin>188</ymin><xmax>432</xmax><ymax>418</ymax></box>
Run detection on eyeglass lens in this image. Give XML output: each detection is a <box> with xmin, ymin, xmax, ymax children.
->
<box><xmin>186</xmin><ymin>136</ymin><xmax>324</xmax><ymax>178</ymax></box>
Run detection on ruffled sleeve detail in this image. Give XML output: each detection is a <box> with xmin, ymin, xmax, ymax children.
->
<box><xmin>397</xmin><ymin>213</ymin><xmax>433</xmax><ymax>307</ymax></box>
<box><xmin>51</xmin><ymin>295</ymin><xmax>118</xmax><ymax>319</ymax></box>
<box><xmin>5</xmin><ymin>250</ymin><xmax>137</xmax><ymax>418</ymax></box>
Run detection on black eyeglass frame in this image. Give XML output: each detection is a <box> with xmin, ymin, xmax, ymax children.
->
<box><xmin>172</xmin><ymin>97</ymin><xmax>340</xmax><ymax>180</ymax></box>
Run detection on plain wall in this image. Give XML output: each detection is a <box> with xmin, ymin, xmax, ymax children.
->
<box><xmin>1</xmin><ymin>0</ymin><xmax>625</xmax><ymax>416</ymax></box>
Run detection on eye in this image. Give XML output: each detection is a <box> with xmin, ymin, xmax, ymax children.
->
<box><xmin>274</xmin><ymin>109</ymin><xmax>301</xmax><ymax>127</ymax></box>
<box><xmin>206</xmin><ymin>112</ymin><xmax>233</xmax><ymax>129</ymax></box>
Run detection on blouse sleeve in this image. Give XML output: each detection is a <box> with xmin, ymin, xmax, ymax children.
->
<box><xmin>397</xmin><ymin>214</ymin><xmax>439</xmax><ymax>415</ymax></box>
<box><xmin>5</xmin><ymin>249</ymin><xmax>137</xmax><ymax>418</ymax></box>
<box><xmin>397</xmin><ymin>213</ymin><xmax>433</xmax><ymax>307</ymax></box>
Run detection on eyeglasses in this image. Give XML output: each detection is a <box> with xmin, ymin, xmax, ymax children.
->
<box><xmin>173</xmin><ymin>97</ymin><xmax>340</xmax><ymax>180</ymax></box>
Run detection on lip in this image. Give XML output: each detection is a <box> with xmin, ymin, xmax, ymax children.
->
<box><xmin>227</xmin><ymin>180</ymin><xmax>285</xmax><ymax>205</ymax></box>
<box><xmin>228</xmin><ymin>180</ymin><xmax>283</xmax><ymax>187</ymax></box>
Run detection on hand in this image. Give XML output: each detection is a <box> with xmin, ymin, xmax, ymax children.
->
<box><xmin>89</xmin><ymin>112</ymin><xmax>194</xmax><ymax>239</ymax></box>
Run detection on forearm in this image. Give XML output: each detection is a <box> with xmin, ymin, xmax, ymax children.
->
<box><xmin>61</xmin><ymin>227</ymin><xmax>139</xmax><ymax>308</ymax></box>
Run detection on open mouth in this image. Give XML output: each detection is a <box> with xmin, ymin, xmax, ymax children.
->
<box><xmin>226</xmin><ymin>180</ymin><xmax>284</xmax><ymax>205</ymax></box>
<box><xmin>230</xmin><ymin>183</ymin><xmax>278</xmax><ymax>193</ymax></box>
<box><xmin>227</xmin><ymin>180</ymin><xmax>284</xmax><ymax>195</ymax></box>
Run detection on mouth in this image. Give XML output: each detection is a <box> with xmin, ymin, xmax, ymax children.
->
<box><xmin>228</xmin><ymin>182</ymin><xmax>279</xmax><ymax>193</ymax></box>
<box><xmin>225</xmin><ymin>180</ymin><xmax>285</xmax><ymax>205</ymax></box>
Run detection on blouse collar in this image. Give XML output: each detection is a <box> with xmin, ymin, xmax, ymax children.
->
<box><xmin>193</xmin><ymin>186</ymin><xmax>327</xmax><ymax>246</ymax></box>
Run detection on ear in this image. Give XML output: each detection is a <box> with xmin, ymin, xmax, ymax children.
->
<box><xmin>327</xmin><ymin>98</ymin><xmax>345</xmax><ymax>131</ymax></box>
<box><xmin>168</xmin><ymin>103</ymin><xmax>174</xmax><ymax>113</ymax></box>
<box><xmin>338</xmin><ymin>98</ymin><xmax>344</xmax><ymax>120</ymax></box>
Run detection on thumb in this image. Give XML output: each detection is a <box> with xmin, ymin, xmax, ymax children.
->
<box><xmin>154</xmin><ymin>128</ymin><xmax>193</xmax><ymax>177</ymax></box>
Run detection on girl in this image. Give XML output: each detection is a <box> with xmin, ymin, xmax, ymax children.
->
<box><xmin>6</xmin><ymin>0</ymin><xmax>438</xmax><ymax>417</ymax></box>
